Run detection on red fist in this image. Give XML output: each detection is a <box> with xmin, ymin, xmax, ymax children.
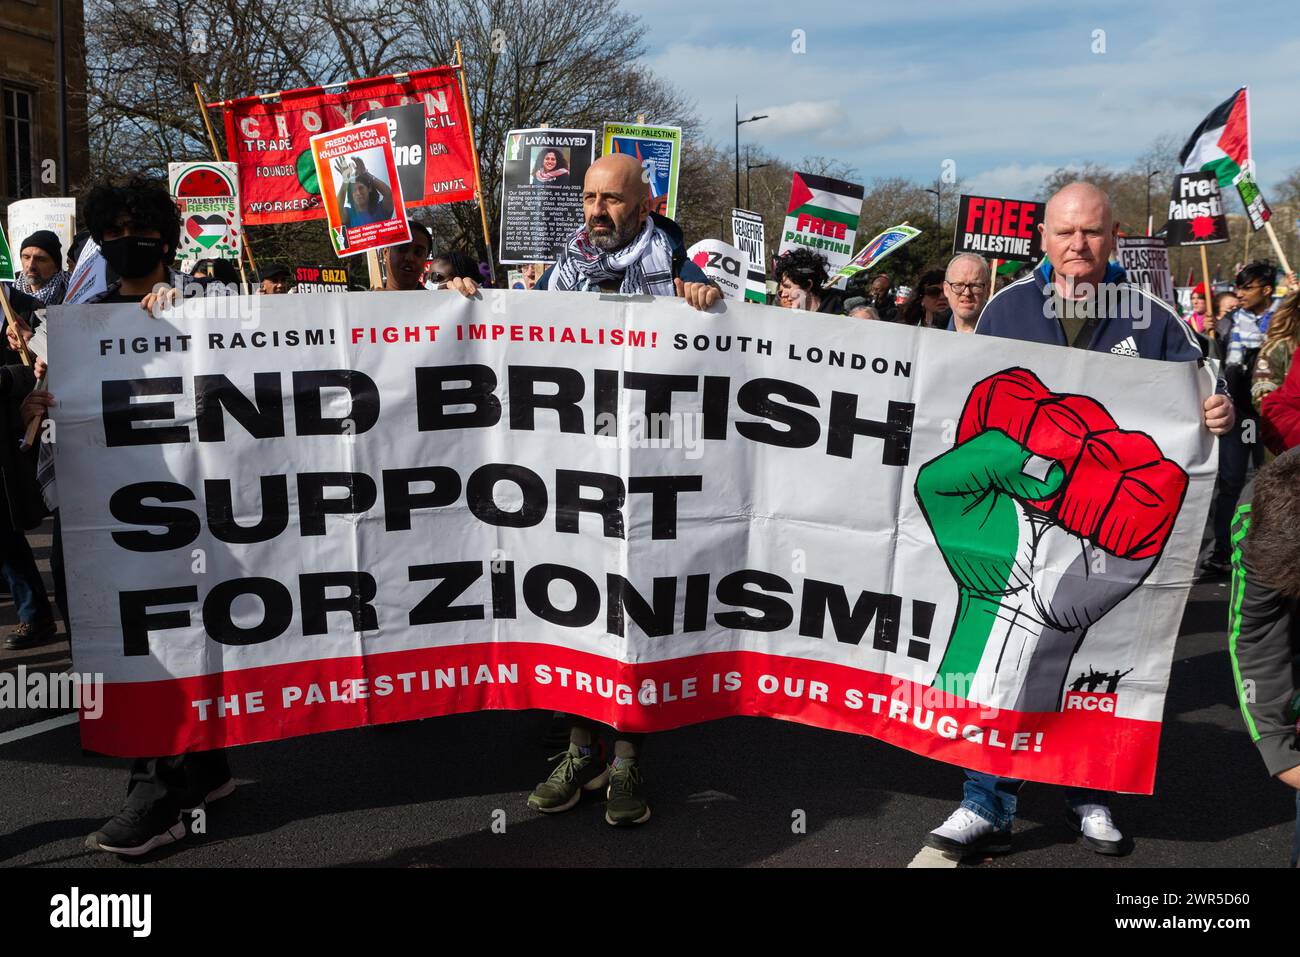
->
<box><xmin>957</xmin><ymin>368</ymin><xmax>1188</xmax><ymax>560</ymax></box>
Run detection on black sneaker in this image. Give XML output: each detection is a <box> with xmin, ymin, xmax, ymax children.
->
<box><xmin>181</xmin><ymin>777</ymin><xmax>236</xmax><ymax>812</ymax></box>
<box><xmin>1198</xmin><ymin>557</ymin><xmax>1232</xmax><ymax>580</ymax></box>
<box><xmin>4</xmin><ymin>617</ymin><xmax>57</xmax><ymax>650</ymax></box>
<box><xmin>85</xmin><ymin>802</ymin><xmax>186</xmax><ymax>857</ymax></box>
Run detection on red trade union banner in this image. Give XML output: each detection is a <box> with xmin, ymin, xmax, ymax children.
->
<box><xmin>220</xmin><ymin>68</ymin><xmax>475</xmax><ymax>226</ymax></box>
<box><xmin>953</xmin><ymin>194</ymin><xmax>1046</xmax><ymax>263</ymax></box>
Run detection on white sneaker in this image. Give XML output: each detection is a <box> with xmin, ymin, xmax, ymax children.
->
<box><xmin>1070</xmin><ymin>803</ymin><xmax>1125</xmax><ymax>855</ymax></box>
<box><xmin>924</xmin><ymin>806</ymin><xmax>1012</xmax><ymax>856</ymax></box>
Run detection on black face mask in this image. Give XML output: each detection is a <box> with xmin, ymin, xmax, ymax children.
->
<box><xmin>100</xmin><ymin>236</ymin><xmax>167</xmax><ymax>279</ymax></box>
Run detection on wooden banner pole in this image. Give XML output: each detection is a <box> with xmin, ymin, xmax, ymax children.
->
<box><xmin>1263</xmin><ymin>219</ymin><xmax>1294</xmax><ymax>276</ymax></box>
<box><xmin>988</xmin><ymin>258</ymin><xmax>1000</xmax><ymax>296</ymax></box>
<box><xmin>1199</xmin><ymin>244</ymin><xmax>1215</xmax><ymax>333</ymax></box>
<box><xmin>0</xmin><ymin>286</ymin><xmax>46</xmax><ymax>448</ymax></box>
<box><xmin>193</xmin><ymin>82</ymin><xmax>257</xmax><ymax>288</ymax></box>
<box><xmin>454</xmin><ymin>40</ymin><xmax>497</xmax><ymax>284</ymax></box>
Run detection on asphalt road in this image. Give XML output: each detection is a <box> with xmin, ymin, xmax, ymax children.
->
<box><xmin>0</xmin><ymin>520</ymin><xmax>1293</xmax><ymax>868</ymax></box>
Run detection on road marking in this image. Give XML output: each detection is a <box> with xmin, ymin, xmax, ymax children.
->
<box><xmin>907</xmin><ymin>845</ymin><xmax>959</xmax><ymax>868</ymax></box>
<box><xmin>0</xmin><ymin>712</ymin><xmax>78</xmax><ymax>747</ymax></box>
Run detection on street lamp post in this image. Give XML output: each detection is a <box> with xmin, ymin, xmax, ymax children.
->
<box><xmin>745</xmin><ymin>151</ymin><xmax>770</xmax><ymax>210</ymax></box>
<box><xmin>514</xmin><ymin>56</ymin><xmax>558</xmax><ymax>128</ymax></box>
<box><xmin>1146</xmin><ymin>166</ymin><xmax>1162</xmax><ymax>236</ymax></box>
<box><xmin>735</xmin><ymin>101</ymin><xmax>768</xmax><ymax>209</ymax></box>
<box><xmin>925</xmin><ymin>183</ymin><xmax>941</xmax><ymax>224</ymax></box>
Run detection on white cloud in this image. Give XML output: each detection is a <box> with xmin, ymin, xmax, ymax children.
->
<box><xmin>751</xmin><ymin>100</ymin><xmax>844</xmax><ymax>137</ymax></box>
<box><xmin>963</xmin><ymin>163</ymin><xmax>1061</xmax><ymax>200</ymax></box>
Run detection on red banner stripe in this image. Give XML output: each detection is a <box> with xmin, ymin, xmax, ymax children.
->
<box><xmin>79</xmin><ymin>642</ymin><xmax>1160</xmax><ymax>793</ymax></box>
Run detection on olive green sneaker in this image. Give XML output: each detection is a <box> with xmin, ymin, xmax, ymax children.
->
<box><xmin>604</xmin><ymin>759</ymin><xmax>651</xmax><ymax>826</ymax></box>
<box><xmin>527</xmin><ymin>744</ymin><xmax>610</xmax><ymax>813</ymax></box>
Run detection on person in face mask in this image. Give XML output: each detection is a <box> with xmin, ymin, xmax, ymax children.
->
<box><xmin>22</xmin><ymin>175</ymin><xmax>233</xmax><ymax>859</ymax></box>
<box><xmin>82</xmin><ymin>175</ymin><xmax>190</xmax><ymax>305</ymax></box>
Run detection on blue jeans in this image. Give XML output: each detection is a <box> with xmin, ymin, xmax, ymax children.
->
<box><xmin>0</xmin><ymin>522</ymin><xmax>50</xmax><ymax>625</ymax></box>
<box><xmin>962</xmin><ymin>770</ymin><xmax>1107</xmax><ymax>830</ymax></box>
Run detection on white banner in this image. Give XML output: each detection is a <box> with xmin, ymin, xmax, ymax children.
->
<box><xmin>686</xmin><ymin>239</ymin><xmax>746</xmax><ymax>301</ymax></box>
<box><xmin>1116</xmin><ymin>236</ymin><xmax>1176</xmax><ymax>309</ymax></box>
<box><xmin>731</xmin><ymin>208</ymin><xmax>767</xmax><ymax>304</ymax></box>
<box><xmin>50</xmin><ymin>292</ymin><xmax>1214</xmax><ymax>792</ymax></box>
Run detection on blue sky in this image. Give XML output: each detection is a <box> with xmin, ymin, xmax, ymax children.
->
<box><xmin>623</xmin><ymin>0</ymin><xmax>1300</xmax><ymax>199</ymax></box>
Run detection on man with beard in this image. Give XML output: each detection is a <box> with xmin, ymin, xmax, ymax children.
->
<box><xmin>537</xmin><ymin>152</ymin><xmax>719</xmax><ymax>309</ymax></box>
<box><xmin>14</xmin><ymin>230</ymin><xmax>70</xmax><ymax>307</ymax></box>
<box><xmin>527</xmin><ymin>153</ymin><xmax>718</xmax><ymax>828</ymax></box>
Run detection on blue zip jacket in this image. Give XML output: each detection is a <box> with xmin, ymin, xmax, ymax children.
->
<box><xmin>975</xmin><ymin>260</ymin><xmax>1202</xmax><ymax>363</ymax></box>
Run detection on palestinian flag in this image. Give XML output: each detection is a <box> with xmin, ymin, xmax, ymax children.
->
<box><xmin>778</xmin><ymin>171</ymin><xmax>865</xmax><ymax>271</ymax></box>
<box><xmin>1179</xmin><ymin>87</ymin><xmax>1251</xmax><ymax>188</ymax></box>
<box><xmin>0</xmin><ymin>221</ymin><xmax>12</xmax><ymax>281</ymax></box>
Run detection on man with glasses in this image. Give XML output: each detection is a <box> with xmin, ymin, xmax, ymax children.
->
<box><xmin>942</xmin><ymin>253</ymin><xmax>991</xmax><ymax>333</ymax></box>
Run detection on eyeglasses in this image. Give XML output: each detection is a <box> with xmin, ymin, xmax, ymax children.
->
<box><xmin>945</xmin><ymin>282</ymin><xmax>987</xmax><ymax>295</ymax></box>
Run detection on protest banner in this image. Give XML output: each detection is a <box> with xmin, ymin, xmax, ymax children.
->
<box><xmin>1165</xmin><ymin>172</ymin><xmax>1229</xmax><ymax>247</ymax></box>
<box><xmin>602</xmin><ymin>123</ymin><xmax>681</xmax><ymax>219</ymax></box>
<box><xmin>359</xmin><ymin>104</ymin><xmax>428</xmax><ymax>205</ymax></box>
<box><xmin>310</xmin><ymin>120</ymin><xmax>411</xmax><ymax>258</ymax></box>
<box><xmin>214</xmin><ymin>68</ymin><xmax>474</xmax><ymax>227</ymax></box>
<box><xmin>169</xmin><ymin>162</ymin><xmax>242</xmax><ymax>263</ymax></box>
<box><xmin>731</xmin><ymin>208</ymin><xmax>767</xmax><ymax>304</ymax></box>
<box><xmin>63</xmin><ymin>234</ymin><xmax>107</xmax><ymax>304</ymax></box>
<box><xmin>7</xmin><ymin>197</ymin><xmax>76</xmax><ymax>259</ymax></box>
<box><xmin>686</xmin><ymin>239</ymin><xmax>747</xmax><ymax>301</ymax></box>
<box><xmin>0</xmin><ymin>221</ymin><xmax>12</xmax><ymax>281</ymax></box>
<box><xmin>52</xmin><ymin>291</ymin><xmax>1214</xmax><ymax>794</ymax></box>
<box><xmin>1235</xmin><ymin>170</ymin><xmax>1272</xmax><ymax>232</ymax></box>
<box><xmin>831</xmin><ymin>224</ymin><xmax>921</xmax><ymax>288</ymax></box>
<box><xmin>498</xmin><ymin>128</ymin><xmax>595</xmax><ymax>264</ymax></box>
<box><xmin>294</xmin><ymin>265</ymin><xmax>350</xmax><ymax>293</ymax></box>
<box><xmin>778</xmin><ymin>172</ymin><xmax>864</xmax><ymax>272</ymax></box>
<box><xmin>1116</xmin><ymin>236</ymin><xmax>1176</xmax><ymax>309</ymax></box>
<box><xmin>954</xmin><ymin>195</ymin><xmax>1044</xmax><ymax>262</ymax></box>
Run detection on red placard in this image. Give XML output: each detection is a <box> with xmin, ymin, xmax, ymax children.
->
<box><xmin>220</xmin><ymin>68</ymin><xmax>475</xmax><ymax>226</ymax></box>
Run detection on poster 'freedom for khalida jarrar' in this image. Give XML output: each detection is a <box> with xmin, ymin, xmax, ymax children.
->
<box><xmin>54</xmin><ymin>291</ymin><xmax>1214</xmax><ymax>794</ymax></box>
<box><xmin>499</xmin><ymin>128</ymin><xmax>596</xmax><ymax>264</ymax></box>
<box><xmin>309</xmin><ymin>119</ymin><xmax>411</xmax><ymax>258</ymax></box>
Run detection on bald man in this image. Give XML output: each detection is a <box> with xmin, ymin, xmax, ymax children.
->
<box><xmin>924</xmin><ymin>182</ymin><xmax>1234</xmax><ymax>862</ymax></box>
<box><xmin>537</xmin><ymin>153</ymin><xmax>720</xmax><ymax>310</ymax></box>
<box><xmin>526</xmin><ymin>155</ymin><xmax>718</xmax><ymax>830</ymax></box>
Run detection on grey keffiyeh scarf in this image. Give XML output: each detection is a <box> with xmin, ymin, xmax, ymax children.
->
<box><xmin>550</xmin><ymin>217</ymin><xmax>676</xmax><ymax>295</ymax></box>
<box><xmin>15</xmin><ymin>269</ymin><xmax>70</xmax><ymax>306</ymax></box>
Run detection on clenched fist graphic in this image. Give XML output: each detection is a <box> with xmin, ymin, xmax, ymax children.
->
<box><xmin>914</xmin><ymin>368</ymin><xmax>1188</xmax><ymax>712</ymax></box>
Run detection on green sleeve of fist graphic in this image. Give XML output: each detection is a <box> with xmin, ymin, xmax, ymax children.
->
<box><xmin>915</xmin><ymin>429</ymin><xmax>1064</xmax><ymax>682</ymax></box>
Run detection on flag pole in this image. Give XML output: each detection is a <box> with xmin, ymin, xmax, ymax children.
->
<box><xmin>454</xmin><ymin>40</ymin><xmax>497</xmax><ymax>283</ymax></box>
<box><xmin>988</xmin><ymin>258</ymin><xmax>1000</xmax><ymax>296</ymax></box>
<box><xmin>193</xmin><ymin>82</ymin><xmax>257</xmax><ymax>288</ymax></box>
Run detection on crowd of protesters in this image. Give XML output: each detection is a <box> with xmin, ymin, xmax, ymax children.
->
<box><xmin>1</xmin><ymin>157</ymin><xmax>1298</xmax><ymax>866</ymax></box>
